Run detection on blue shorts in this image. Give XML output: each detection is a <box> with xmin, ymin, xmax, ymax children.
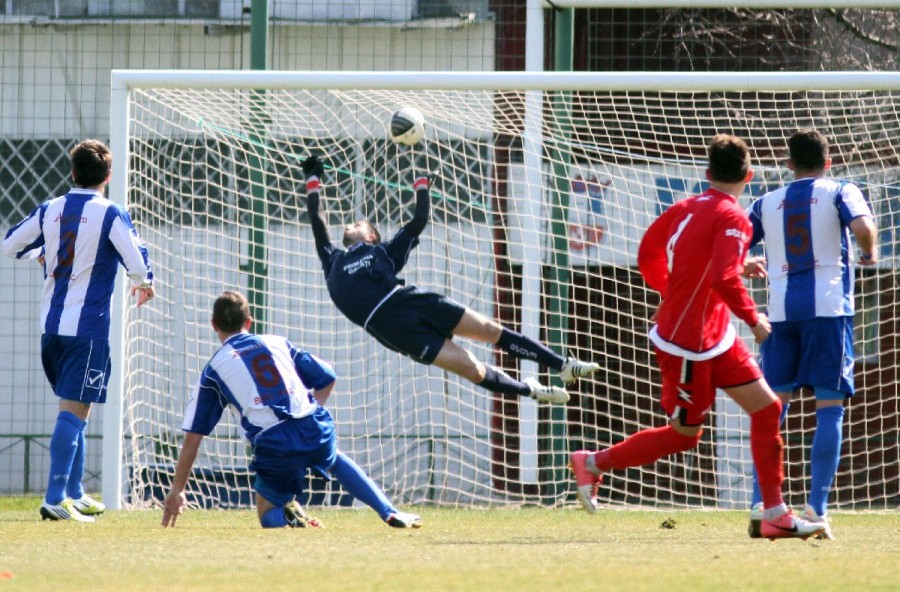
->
<box><xmin>40</xmin><ymin>334</ymin><xmax>111</xmax><ymax>404</ymax></box>
<box><xmin>759</xmin><ymin>316</ymin><xmax>855</xmax><ymax>398</ymax></box>
<box><xmin>365</xmin><ymin>286</ymin><xmax>467</xmax><ymax>365</ymax></box>
<box><xmin>250</xmin><ymin>408</ymin><xmax>337</xmax><ymax>507</ymax></box>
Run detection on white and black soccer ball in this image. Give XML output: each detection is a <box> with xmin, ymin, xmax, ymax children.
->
<box><xmin>389</xmin><ymin>107</ymin><xmax>426</xmax><ymax>146</ymax></box>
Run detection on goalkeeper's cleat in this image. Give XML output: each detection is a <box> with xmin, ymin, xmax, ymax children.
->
<box><xmin>40</xmin><ymin>498</ymin><xmax>94</xmax><ymax>523</ymax></box>
<box><xmin>71</xmin><ymin>494</ymin><xmax>105</xmax><ymax>516</ymax></box>
<box><xmin>759</xmin><ymin>510</ymin><xmax>826</xmax><ymax>541</ymax></box>
<box><xmin>559</xmin><ymin>357</ymin><xmax>600</xmax><ymax>384</ymax></box>
<box><xmin>524</xmin><ymin>377</ymin><xmax>570</xmax><ymax>405</ymax></box>
<box><xmin>569</xmin><ymin>450</ymin><xmax>602</xmax><ymax>514</ymax></box>
<box><xmin>799</xmin><ymin>505</ymin><xmax>834</xmax><ymax>540</ymax></box>
<box><xmin>748</xmin><ymin>501</ymin><xmax>764</xmax><ymax>539</ymax></box>
<box><xmin>284</xmin><ymin>500</ymin><xmax>324</xmax><ymax>529</ymax></box>
<box><xmin>386</xmin><ymin>512</ymin><xmax>422</xmax><ymax>529</ymax></box>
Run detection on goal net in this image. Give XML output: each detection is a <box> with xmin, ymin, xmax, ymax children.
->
<box><xmin>109</xmin><ymin>71</ymin><xmax>900</xmax><ymax>512</ymax></box>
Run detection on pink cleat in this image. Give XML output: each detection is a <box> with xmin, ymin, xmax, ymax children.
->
<box><xmin>760</xmin><ymin>510</ymin><xmax>826</xmax><ymax>541</ymax></box>
<box><xmin>569</xmin><ymin>450</ymin><xmax>602</xmax><ymax>514</ymax></box>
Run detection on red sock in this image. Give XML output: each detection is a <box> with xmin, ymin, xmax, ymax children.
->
<box><xmin>594</xmin><ymin>425</ymin><xmax>701</xmax><ymax>472</ymax></box>
<box><xmin>750</xmin><ymin>401</ymin><xmax>786</xmax><ymax>509</ymax></box>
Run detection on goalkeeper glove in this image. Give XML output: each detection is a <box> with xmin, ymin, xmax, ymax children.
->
<box><xmin>302</xmin><ymin>155</ymin><xmax>325</xmax><ymax>179</ymax></box>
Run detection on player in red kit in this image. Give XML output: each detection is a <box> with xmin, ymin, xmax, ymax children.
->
<box><xmin>569</xmin><ymin>134</ymin><xmax>824</xmax><ymax>540</ymax></box>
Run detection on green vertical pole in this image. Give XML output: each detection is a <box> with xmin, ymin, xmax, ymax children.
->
<box><xmin>541</xmin><ymin>7</ymin><xmax>574</xmax><ymax>501</ymax></box>
<box><xmin>23</xmin><ymin>436</ymin><xmax>31</xmax><ymax>494</ymax></box>
<box><xmin>244</xmin><ymin>0</ymin><xmax>269</xmax><ymax>331</ymax></box>
<box><xmin>250</xmin><ymin>0</ymin><xmax>268</xmax><ymax>71</ymax></box>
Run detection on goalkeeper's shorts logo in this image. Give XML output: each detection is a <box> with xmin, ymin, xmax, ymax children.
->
<box><xmin>84</xmin><ymin>369</ymin><xmax>105</xmax><ymax>390</ymax></box>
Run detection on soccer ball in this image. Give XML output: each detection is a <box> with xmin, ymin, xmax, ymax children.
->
<box><xmin>389</xmin><ymin>107</ymin><xmax>426</xmax><ymax>146</ymax></box>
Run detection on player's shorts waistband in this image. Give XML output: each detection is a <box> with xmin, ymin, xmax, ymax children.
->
<box><xmin>649</xmin><ymin>323</ymin><xmax>736</xmax><ymax>361</ymax></box>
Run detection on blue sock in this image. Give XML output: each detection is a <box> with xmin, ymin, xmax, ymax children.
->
<box><xmin>808</xmin><ymin>406</ymin><xmax>844</xmax><ymax>516</ymax></box>
<box><xmin>46</xmin><ymin>411</ymin><xmax>86</xmax><ymax>505</ymax></box>
<box><xmin>751</xmin><ymin>402</ymin><xmax>790</xmax><ymax>507</ymax></box>
<box><xmin>331</xmin><ymin>452</ymin><xmax>396</xmax><ymax>520</ymax></box>
<box><xmin>260</xmin><ymin>506</ymin><xmax>287</xmax><ymax>528</ymax></box>
<box><xmin>66</xmin><ymin>422</ymin><xmax>87</xmax><ymax>500</ymax></box>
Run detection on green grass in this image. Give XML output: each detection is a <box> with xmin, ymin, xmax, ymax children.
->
<box><xmin>0</xmin><ymin>496</ymin><xmax>898</xmax><ymax>592</ymax></box>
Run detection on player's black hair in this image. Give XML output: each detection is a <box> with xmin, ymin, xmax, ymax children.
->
<box><xmin>70</xmin><ymin>139</ymin><xmax>112</xmax><ymax>188</ymax></box>
<box><xmin>707</xmin><ymin>134</ymin><xmax>750</xmax><ymax>184</ymax></box>
<box><xmin>213</xmin><ymin>290</ymin><xmax>250</xmax><ymax>334</ymax></box>
<box><xmin>788</xmin><ymin>128</ymin><xmax>829</xmax><ymax>172</ymax></box>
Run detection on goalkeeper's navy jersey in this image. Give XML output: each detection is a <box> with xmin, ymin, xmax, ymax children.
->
<box><xmin>316</xmin><ymin>229</ymin><xmax>420</xmax><ymax>327</ymax></box>
<box><xmin>307</xmin><ymin>178</ymin><xmax>430</xmax><ymax>328</ymax></box>
<box><xmin>1</xmin><ymin>188</ymin><xmax>153</xmax><ymax>340</ymax></box>
<box><xmin>182</xmin><ymin>333</ymin><xmax>336</xmax><ymax>451</ymax></box>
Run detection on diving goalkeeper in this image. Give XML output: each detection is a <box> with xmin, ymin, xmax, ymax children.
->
<box><xmin>302</xmin><ymin>155</ymin><xmax>599</xmax><ymax>404</ymax></box>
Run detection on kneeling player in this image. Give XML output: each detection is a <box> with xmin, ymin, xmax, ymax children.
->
<box><xmin>162</xmin><ymin>291</ymin><xmax>421</xmax><ymax>530</ymax></box>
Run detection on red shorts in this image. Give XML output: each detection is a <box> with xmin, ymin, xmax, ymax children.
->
<box><xmin>656</xmin><ymin>338</ymin><xmax>762</xmax><ymax>426</ymax></box>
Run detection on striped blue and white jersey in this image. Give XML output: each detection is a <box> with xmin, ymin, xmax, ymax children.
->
<box><xmin>1</xmin><ymin>188</ymin><xmax>153</xmax><ymax>339</ymax></box>
<box><xmin>182</xmin><ymin>333</ymin><xmax>336</xmax><ymax>448</ymax></box>
<box><xmin>747</xmin><ymin>177</ymin><xmax>872</xmax><ymax>322</ymax></box>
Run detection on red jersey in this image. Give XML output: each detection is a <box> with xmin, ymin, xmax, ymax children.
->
<box><xmin>638</xmin><ymin>187</ymin><xmax>759</xmax><ymax>358</ymax></box>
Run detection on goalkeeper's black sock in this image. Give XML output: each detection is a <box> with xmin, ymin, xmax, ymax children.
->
<box><xmin>497</xmin><ymin>327</ymin><xmax>564</xmax><ymax>370</ymax></box>
<box><xmin>477</xmin><ymin>366</ymin><xmax>531</xmax><ymax>397</ymax></box>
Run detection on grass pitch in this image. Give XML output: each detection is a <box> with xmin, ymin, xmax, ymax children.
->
<box><xmin>0</xmin><ymin>496</ymin><xmax>897</xmax><ymax>592</ymax></box>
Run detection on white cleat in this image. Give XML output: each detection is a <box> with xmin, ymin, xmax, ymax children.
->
<box><xmin>524</xmin><ymin>377</ymin><xmax>570</xmax><ymax>404</ymax></box>
<box><xmin>559</xmin><ymin>357</ymin><xmax>600</xmax><ymax>384</ymax></box>
<box><xmin>386</xmin><ymin>511</ymin><xmax>422</xmax><ymax>529</ymax></box>
<box><xmin>72</xmin><ymin>494</ymin><xmax>106</xmax><ymax>516</ymax></box>
<box><xmin>40</xmin><ymin>498</ymin><xmax>94</xmax><ymax>523</ymax></box>
<box><xmin>284</xmin><ymin>500</ymin><xmax>324</xmax><ymax>529</ymax></box>
<box><xmin>800</xmin><ymin>505</ymin><xmax>834</xmax><ymax>540</ymax></box>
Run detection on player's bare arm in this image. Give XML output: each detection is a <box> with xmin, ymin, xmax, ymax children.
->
<box><xmin>162</xmin><ymin>432</ymin><xmax>203</xmax><ymax>527</ymax></box>
<box><xmin>314</xmin><ymin>381</ymin><xmax>335</xmax><ymax>406</ymax></box>
<box><xmin>742</xmin><ymin>256</ymin><xmax>767</xmax><ymax>279</ymax></box>
<box><xmin>850</xmin><ymin>215</ymin><xmax>878</xmax><ymax>266</ymax></box>
<box><xmin>131</xmin><ymin>283</ymin><xmax>156</xmax><ymax>307</ymax></box>
<box><xmin>750</xmin><ymin>313</ymin><xmax>772</xmax><ymax>344</ymax></box>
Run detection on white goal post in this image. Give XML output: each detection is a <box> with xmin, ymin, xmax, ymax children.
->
<box><xmin>106</xmin><ymin>69</ymin><xmax>900</xmax><ymax>512</ymax></box>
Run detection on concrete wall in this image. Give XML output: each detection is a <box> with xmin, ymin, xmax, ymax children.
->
<box><xmin>0</xmin><ymin>20</ymin><xmax>494</xmax><ymax>138</ymax></box>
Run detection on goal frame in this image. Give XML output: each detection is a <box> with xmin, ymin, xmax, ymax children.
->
<box><xmin>105</xmin><ymin>69</ymin><xmax>900</xmax><ymax>510</ymax></box>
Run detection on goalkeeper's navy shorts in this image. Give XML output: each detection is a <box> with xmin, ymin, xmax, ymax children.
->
<box><xmin>365</xmin><ymin>286</ymin><xmax>467</xmax><ymax>365</ymax></box>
